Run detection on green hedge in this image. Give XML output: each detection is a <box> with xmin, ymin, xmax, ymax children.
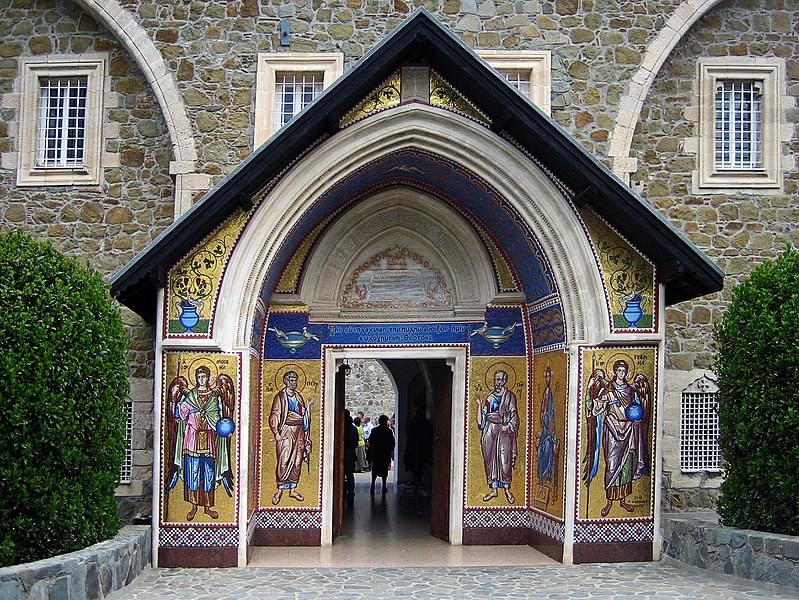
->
<box><xmin>0</xmin><ymin>230</ymin><xmax>129</xmax><ymax>567</ymax></box>
<box><xmin>715</xmin><ymin>246</ymin><xmax>799</xmax><ymax>536</ymax></box>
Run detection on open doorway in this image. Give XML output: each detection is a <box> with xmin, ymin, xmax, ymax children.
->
<box><xmin>324</xmin><ymin>347</ymin><xmax>465</xmax><ymax>548</ymax></box>
<box><xmin>335</xmin><ymin>358</ymin><xmax>452</xmax><ymax>547</ymax></box>
<box><xmin>248</xmin><ymin>346</ymin><xmax>556</xmax><ymax>567</ymax></box>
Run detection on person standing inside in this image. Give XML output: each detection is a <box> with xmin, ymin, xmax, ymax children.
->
<box><xmin>476</xmin><ymin>369</ymin><xmax>519</xmax><ymax>504</ymax></box>
<box><xmin>269</xmin><ymin>370</ymin><xmax>312</xmax><ymax>505</ymax></box>
<box><xmin>368</xmin><ymin>414</ymin><xmax>395</xmax><ymax>495</ymax></box>
<box><xmin>353</xmin><ymin>416</ymin><xmax>368</xmax><ymax>472</ymax></box>
<box><xmin>362</xmin><ymin>416</ymin><xmax>374</xmax><ymax>470</ymax></box>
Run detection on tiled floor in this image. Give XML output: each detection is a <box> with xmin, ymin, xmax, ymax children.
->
<box><xmin>249</xmin><ymin>473</ymin><xmax>554</xmax><ymax>567</ymax></box>
<box><xmin>113</xmin><ymin>476</ymin><xmax>796</xmax><ymax>599</ymax></box>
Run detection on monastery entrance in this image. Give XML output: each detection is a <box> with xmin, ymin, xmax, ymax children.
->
<box><xmin>111</xmin><ymin>10</ymin><xmax>722</xmax><ymax>568</ymax></box>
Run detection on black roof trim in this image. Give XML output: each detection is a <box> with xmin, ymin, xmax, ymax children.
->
<box><xmin>111</xmin><ymin>8</ymin><xmax>722</xmax><ymax>319</ymax></box>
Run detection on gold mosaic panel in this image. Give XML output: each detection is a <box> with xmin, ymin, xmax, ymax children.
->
<box><xmin>580</xmin><ymin>208</ymin><xmax>655</xmax><ymax>331</ymax></box>
<box><xmin>167</xmin><ymin>210</ymin><xmax>247</xmax><ymax>336</ymax></box>
<box><xmin>340</xmin><ymin>71</ymin><xmax>402</xmax><ymax>127</ymax></box>
<box><xmin>578</xmin><ymin>346</ymin><xmax>656</xmax><ymax>521</ymax></box>
<box><xmin>162</xmin><ymin>352</ymin><xmax>239</xmax><ymax>525</ymax></box>
<box><xmin>466</xmin><ymin>356</ymin><xmax>528</xmax><ymax>507</ymax></box>
<box><xmin>260</xmin><ymin>359</ymin><xmax>322</xmax><ymax>509</ymax></box>
<box><xmin>430</xmin><ymin>70</ymin><xmax>491</xmax><ymax>126</ymax></box>
<box><xmin>531</xmin><ymin>350</ymin><xmax>568</xmax><ymax>519</ymax></box>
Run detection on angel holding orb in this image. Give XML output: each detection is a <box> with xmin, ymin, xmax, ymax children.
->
<box><xmin>165</xmin><ymin>362</ymin><xmax>236</xmax><ymax>521</ymax></box>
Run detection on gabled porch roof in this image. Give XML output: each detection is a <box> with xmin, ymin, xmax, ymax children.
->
<box><xmin>111</xmin><ymin>8</ymin><xmax>723</xmax><ymax>320</ymax></box>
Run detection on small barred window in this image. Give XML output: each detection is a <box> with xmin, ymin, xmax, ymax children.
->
<box><xmin>37</xmin><ymin>77</ymin><xmax>88</xmax><ymax>169</ymax></box>
<box><xmin>120</xmin><ymin>401</ymin><xmax>133</xmax><ymax>484</ymax></box>
<box><xmin>273</xmin><ymin>72</ymin><xmax>323</xmax><ymax>131</ymax></box>
<box><xmin>680</xmin><ymin>375</ymin><xmax>721</xmax><ymax>473</ymax></box>
<box><xmin>714</xmin><ymin>80</ymin><xmax>762</xmax><ymax>171</ymax></box>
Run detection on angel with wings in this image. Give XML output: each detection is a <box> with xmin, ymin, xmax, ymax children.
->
<box><xmin>165</xmin><ymin>365</ymin><xmax>236</xmax><ymax>521</ymax></box>
<box><xmin>583</xmin><ymin>359</ymin><xmax>651</xmax><ymax>517</ymax></box>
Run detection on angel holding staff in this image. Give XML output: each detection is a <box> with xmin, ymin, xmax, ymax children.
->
<box><xmin>583</xmin><ymin>358</ymin><xmax>650</xmax><ymax>517</ymax></box>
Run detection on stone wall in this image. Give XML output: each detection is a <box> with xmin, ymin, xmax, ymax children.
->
<box><xmin>631</xmin><ymin>0</ymin><xmax>799</xmax><ymax>372</ymax></box>
<box><xmin>0</xmin><ymin>0</ymin><xmax>175</xmax><ymax>515</ymax></box>
<box><xmin>631</xmin><ymin>0</ymin><xmax>798</xmax><ymax>498</ymax></box>
<box><xmin>118</xmin><ymin>0</ymin><xmax>694</xmax><ymax>182</ymax></box>
<box><xmin>1</xmin><ymin>0</ymin><xmax>796</xmax><ymax>515</ymax></box>
<box><xmin>344</xmin><ymin>359</ymin><xmax>396</xmax><ymax>420</ymax></box>
<box><xmin>0</xmin><ymin>0</ymin><xmax>175</xmax><ymax>380</ymax></box>
<box><xmin>662</xmin><ymin>512</ymin><xmax>799</xmax><ymax>589</ymax></box>
<box><xmin>0</xmin><ymin>525</ymin><xmax>151</xmax><ymax>600</ymax></box>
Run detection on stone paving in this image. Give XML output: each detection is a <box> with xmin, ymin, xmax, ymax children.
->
<box><xmin>111</xmin><ymin>562</ymin><xmax>796</xmax><ymax>599</ymax></box>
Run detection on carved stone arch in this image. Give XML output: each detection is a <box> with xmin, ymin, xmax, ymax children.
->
<box><xmin>71</xmin><ymin>0</ymin><xmax>202</xmax><ymax>212</ymax></box>
<box><xmin>297</xmin><ymin>189</ymin><xmax>502</xmax><ymax>321</ymax></box>
<box><xmin>215</xmin><ymin>104</ymin><xmax>608</xmax><ymax>350</ymax></box>
<box><xmin>608</xmin><ymin>0</ymin><xmax>726</xmax><ymax>180</ymax></box>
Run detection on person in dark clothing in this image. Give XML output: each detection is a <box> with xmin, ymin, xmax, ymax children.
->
<box><xmin>368</xmin><ymin>414</ymin><xmax>395</xmax><ymax>495</ymax></box>
<box><xmin>343</xmin><ymin>410</ymin><xmax>358</xmax><ymax>499</ymax></box>
<box><xmin>404</xmin><ymin>400</ymin><xmax>432</xmax><ymax>487</ymax></box>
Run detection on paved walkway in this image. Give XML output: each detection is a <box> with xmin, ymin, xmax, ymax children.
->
<box><xmin>112</xmin><ymin>562</ymin><xmax>794</xmax><ymax>599</ymax></box>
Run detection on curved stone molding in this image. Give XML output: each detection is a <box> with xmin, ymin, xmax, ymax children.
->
<box><xmin>215</xmin><ymin>104</ymin><xmax>608</xmax><ymax>350</ymax></box>
<box><xmin>608</xmin><ymin>0</ymin><xmax>724</xmax><ymax>181</ymax></box>
<box><xmin>71</xmin><ymin>0</ymin><xmax>203</xmax><ymax>213</ymax></box>
<box><xmin>299</xmin><ymin>190</ymin><xmax>497</xmax><ymax>321</ymax></box>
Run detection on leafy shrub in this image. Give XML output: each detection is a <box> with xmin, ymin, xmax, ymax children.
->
<box><xmin>0</xmin><ymin>230</ymin><xmax>129</xmax><ymax>567</ymax></box>
<box><xmin>715</xmin><ymin>246</ymin><xmax>799</xmax><ymax>536</ymax></box>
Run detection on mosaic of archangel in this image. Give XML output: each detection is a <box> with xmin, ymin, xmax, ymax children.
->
<box><xmin>579</xmin><ymin>347</ymin><xmax>656</xmax><ymax>521</ymax></box>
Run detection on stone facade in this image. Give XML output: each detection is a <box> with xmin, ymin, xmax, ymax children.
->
<box><xmin>0</xmin><ymin>0</ymin><xmax>796</xmax><ymax>520</ymax></box>
<box><xmin>344</xmin><ymin>359</ymin><xmax>396</xmax><ymax>420</ymax></box>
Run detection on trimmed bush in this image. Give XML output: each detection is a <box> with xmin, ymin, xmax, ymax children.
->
<box><xmin>714</xmin><ymin>246</ymin><xmax>799</xmax><ymax>536</ymax></box>
<box><xmin>0</xmin><ymin>230</ymin><xmax>129</xmax><ymax>567</ymax></box>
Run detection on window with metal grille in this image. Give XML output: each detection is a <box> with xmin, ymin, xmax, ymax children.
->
<box><xmin>714</xmin><ymin>80</ymin><xmax>762</xmax><ymax>171</ymax></box>
<box><xmin>499</xmin><ymin>69</ymin><xmax>531</xmax><ymax>98</ymax></box>
<box><xmin>37</xmin><ymin>77</ymin><xmax>88</xmax><ymax>168</ymax></box>
<box><xmin>120</xmin><ymin>401</ymin><xmax>133</xmax><ymax>484</ymax></box>
<box><xmin>680</xmin><ymin>376</ymin><xmax>721</xmax><ymax>473</ymax></box>
<box><xmin>273</xmin><ymin>72</ymin><xmax>323</xmax><ymax>131</ymax></box>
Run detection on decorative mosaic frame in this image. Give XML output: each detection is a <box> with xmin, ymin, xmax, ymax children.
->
<box><xmin>258</xmin><ymin>148</ymin><xmax>557</xmax><ymax>321</ymax></box>
<box><xmin>253</xmin><ymin>509</ymin><xmax>323</xmax><ymax>529</ymax></box>
<box><xmin>573</xmin><ymin>520</ymin><xmax>654</xmax><ymax>544</ymax></box>
<box><xmin>530</xmin><ymin>511</ymin><xmax>566</xmax><ymax>541</ymax></box>
<box><xmin>577</xmin><ymin>208</ymin><xmax>658</xmax><ymax>334</ymax></box>
<box><xmin>159</xmin><ymin>351</ymin><xmax>243</xmax><ymax>531</ymax></box>
<box><xmin>159</xmin><ymin>525</ymin><xmax>239</xmax><ymax>548</ymax></box>
<box><xmin>164</xmin><ymin>210</ymin><xmax>249</xmax><ymax>339</ymax></box>
<box><xmin>463</xmin><ymin>311</ymin><xmax>531</xmax><ymax>511</ymax></box>
<box><xmin>463</xmin><ymin>509</ymin><xmax>530</xmax><ymax>529</ymax></box>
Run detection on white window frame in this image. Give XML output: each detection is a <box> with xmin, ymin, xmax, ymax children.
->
<box><xmin>479</xmin><ymin>50</ymin><xmax>551</xmax><ymax>116</ymax></box>
<box><xmin>17</xmin><ymin>54</ymin><xmax>107</xmax><ymax>187</ymax></box>
<box><xmin>695</xmin><ymin>57</ymin><xmax>784</xmax><ymax>193</ymax></box>
<box><xmin>254</xmin><ymin>52</ymin><xmax>344</xmax><ymax>148</ymax></box>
